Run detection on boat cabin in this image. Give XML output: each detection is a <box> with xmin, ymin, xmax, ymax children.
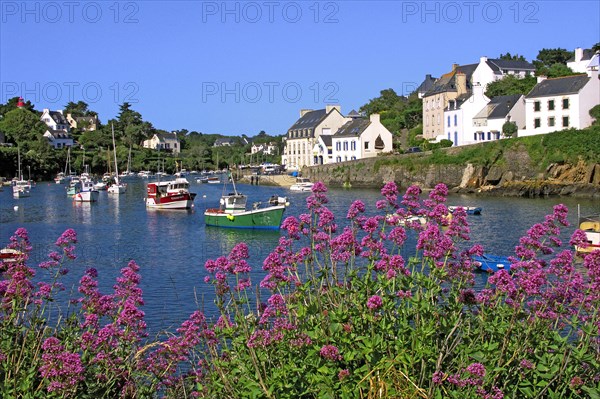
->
<box><xmin>220</xmin><ymin>193</ymin><xmax>247</xmax><ymax>213</ymax></box>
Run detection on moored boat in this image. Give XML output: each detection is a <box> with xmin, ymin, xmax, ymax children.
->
<box><xmin>574</xmin><ymin>214</ymin><xmax>600</xmax><ymax>255</ymax></box>
<box><xmin>146</xmin><ymin>178</ymin><xmax>196</xmax><ymax>209</ymax></box>
<box><xmin>73</xmin><ymin>178</ymin><xmax>100</xmax><ymax>202</ymax></box>
<box><xmin>472</xmin><ymin>254</ymin><xmax>511</xmax><ymax>273</ymax></box>
<box><xmin>204</xmin><ymin>175</ymin><xmax>287</xmax><ymax>230</ymax></box>
<box><xmin>448</xmin><ymin>206</ymin><xmax>482</xmax><ymax>215</ymax></box>
<box><xmin>290</xmin><ymin>177</ymin><xmax>314</xmax><ymax>192</ymax></box>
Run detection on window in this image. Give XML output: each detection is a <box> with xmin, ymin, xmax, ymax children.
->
<box><xmin>447</xmin><ymin>116</ymin><xmax>450</xmax><ymax>127</ymax></box>
<box><xmin>562</xmin><ymin>116</ymin><xmax>569</xmax><ymax>127</ymax></box>
<box><xmin>351</xmin><ymin>141</ymin><xmax>356</xmax><ymax>151</ymax></box>
<box><xmin>548</xmin><ymin>100</ymin><xmax>555</xmax><ymax>110</ymax></box>
<box><xmin>487</xmin><ymin>132</ymin><xmax>491</xmax><ymax>140</ymax></box>
<box><xmin>562</xmin><ymin>98</ymin><xmax>569</xmax><ymax>109</ymax></box>
<box><xmin>336</xmin><ymin>156</ymin><xmax>341</xmax><ymax>162</ymax></box>
<box><xmin>534</xmin><ymin>118</ymin><xmax>541</xmax><ymax>128</ymax></box>
<box><xmin>351</xmin><ymin>156</ymin><xmax>356</xmax><ymax>160</ymax></box>
<box><xmin>548</xmin><ymin>117</ymin><xmax>555</xmax><ymax>127</ymax></box>
<box><xmin>473</xmin><ymin>133</ymin><xmax>477</xmax><ymax>141</ymax></box>
<box><xmin>343</xmin><ymin>141</ymin><xmax>348</xmax><ymax>151</ymax></box>
<box><xmin>534</xmin><ymin>101</ymin><xmax>541</xmax><ymax>112</ymax></box>
<box><xmin>454</xmin><ymin>115</ymin><xmax>457</xmax><ymax>126</ymax></box>
<box><xmin>364</xmin><ymin>141</ymin><xmax>369</xmax><ymax>150</ymax></box>
<box><xmin>431</xmin><ymin>115</ymin><xmax>434</xmax><ymax>126</ymax></box>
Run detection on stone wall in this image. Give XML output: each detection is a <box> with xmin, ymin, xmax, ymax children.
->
<box><xmin>304</xmin><ymin>147</ymin><xmax>600</xmax><ymax>198</ymax></box>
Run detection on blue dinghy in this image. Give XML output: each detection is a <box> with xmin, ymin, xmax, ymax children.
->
<box><xmin>472</xmin><ymin>254</ymin><xmax>511</xmax><ymax>273</ymax></box>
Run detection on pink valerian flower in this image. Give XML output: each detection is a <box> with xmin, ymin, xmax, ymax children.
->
<box><xmin>466</xmin><ymin>362</ymin><xmax>486</xmax><ymax>378</ymax></box>
<box><xmin>432</xmin><ymin>371</ymin><xmax>445</xmax><ymax>384</ymax></box>
<box><xmin>260</xmin><ymin>238</ymin><xmax>298</xmax><ymax>291</ymax></box>
<box><xmin>320</xmin><ymin>344</ymin><xmax>342</xmax><ymax>361</ymax></box>
<box><xmin>519</xmin><ymin>359</ymin><xmax>534</xmax><ymax>369</ymax></box>
<box><xmin>338</xmin><ymin>369</ymin><xmax>350</xmax><ymax>380</ymax></box>
<box><xmin>281</xmin><ymin>216</ymin><xmax>301</xmax><ymax>239</ymax></box>
<box><xmin>417</xmin><ymin>225</ymin><xmax>454</xmax><ymax>260</ymax></box>
<box><xmin>347</xmin><ymin>200</ymin><xmax>365</xmax><ymax>220</ymax></box>
<box><xmin>569</xmin><ymin>229</ymin><xmax>589</xmax><ymax>249</ymax></box>
<box><xmin>112</xmin><ymin>261</ymin><xmax>147</xmax><ymax>342</ymax></box>
<box><xmin>39</xmin><ymin>337</ymin><xmax>84</xmax><ymax>394</ymax></box>
<box><xmin>306</xmin><ymin>182</ymin><xmax>328</xmax><ymax>212</ymax></box>
<box><xmin>330</xmin><ymin>227</ymin><xmax>361</xmax><ymax>263</ymax></box>
<box><xmin>367</xmin><ymin>295</ymin><xmax>383</xmax><ymax>310</ymax></box>
<box><xmin>381</xmin><ymin>181</ymin><xmax>399</xmax><ymax>209</ymax></box>
<box><xmin>401</xmin><ymin>185</ymin><xmax>422</xmax><ymax>214</ymax></box>
<box><xmin>55</xmin><ymin>228</ymin><xmax>77</xmax><ymax>259</ymax></box>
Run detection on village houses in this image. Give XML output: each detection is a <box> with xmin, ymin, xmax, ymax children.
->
<box><xmin>142</xmin><ymin>132</ymin><xmax>181</xmax><ymax>154</ymax></box>
<box><xmin>40</xmin><ymin>108</ymin><xmax>74</xmax><ymax>149</ymax></box>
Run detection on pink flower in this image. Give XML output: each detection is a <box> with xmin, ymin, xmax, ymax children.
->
<box><xmin>367</xmin><ymin>295</ymin><xmax>383</xmax><ymax>310</ymax></box>
<box><xmin>320</xmin><ymin>344</ymin><xmax>342</xmax><ymax>361</ymax></box>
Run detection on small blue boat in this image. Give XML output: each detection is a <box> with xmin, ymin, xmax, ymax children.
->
<box><xmin>472</xmin><ymin>254</ymin><xmax>511</xmax><ymax>273</ymax></box>
<box><xmin>449</xmin><ymin>206</ymin><xmax>482</xmax><ymax>215</ymax></box>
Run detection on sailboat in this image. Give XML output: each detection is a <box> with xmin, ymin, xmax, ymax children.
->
<box><xmin>204</xmin><ymin>172</ymin><xmax>288</xmax><ymax>230</ymax></box>
<box><xmin>119</xmin><ymin>145</ymin><xmax>135</xmax><ymax>179</ymax></box>
<box><xmin>108</xmin><ymin>124</ymin><xmax>127</xmax><ymax>194</ymax></box>
<box><xmin>55</xmin><ymin>147</ymin><xmax>72</xmax><ymax>184</ymax></box>
<box><xmin>13</xmin><ymin>147</ymin><xmax>30</xmax><ymax>198</ymax></box>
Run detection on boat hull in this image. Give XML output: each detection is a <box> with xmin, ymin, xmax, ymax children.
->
<box><xmin>204</xmin><ymin>205</ymin><xmax>286</xmax><ymax>230</ymax></box>
<box><xmin>146</xmin><ymin>195</ymin><xmax>194</xmax><ymax>209</ymax></box>
<box><xmin>73</xmin><ymin>190</ymin><xmax>99</xmax><ymax>202</ymax></box>
<box><xmin>473</xmin><ymin>255</ymin><xmax>511</xmax><ymax>273</ymax></box>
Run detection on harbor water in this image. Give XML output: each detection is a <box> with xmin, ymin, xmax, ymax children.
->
<box><xmin>1</xmin><ymin>178</ymin><xmax>598</xmax><ymax>334</ymax></box>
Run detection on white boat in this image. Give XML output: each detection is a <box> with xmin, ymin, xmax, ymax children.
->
<box><xmin>72</xmin><ymin>170</ymin><xmax>99</xmax><ymax>202</ymax></box>
<box><xmin>290</xmin><ymin>177</ymin><xmax>314</xmax><ymax>192</ymax></box>
<box><xmin>146</xmin><ymin>177</ymin><xmax>196</xmax><ymax>209</ymax></box>
<box><xmin>55</xmin><ymin>147</ymin><xmax>73</xmax><ymax>184</ymax></box>
<box><xmin>448</xmin><ymin>206</ymin><xmax>482</xmax><ymax>215</ymax></box>
<box><xmin>119</xmin><ymin>145</ymin><xmax>136</xmax><ymax>179</ymax></box>
<box><xmin>138</xmin><ymin>170</ymin><xmax>152</xmax><ymax>178</ymax></box>
<box><xmin>108</xmin><ymin>124</ymin><xmax>127</xmax><ymax>194</ymax></box>
<box><xmin>575</xmin><ymin>213</ymin><xmax>600</xmax><ymax>255</ymax></box>
<box><xmin>12</xmin><ymin>148</ymin><xmax>30</xmax><ymax>198</ymax></box>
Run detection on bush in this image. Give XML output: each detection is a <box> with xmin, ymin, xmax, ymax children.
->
<box><xmin>1</xmin><ymin>184</ymin><xmax>599</xmax><ymax>398</ymax></box>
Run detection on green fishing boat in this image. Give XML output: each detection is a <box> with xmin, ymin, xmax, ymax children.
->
<box><xmin>204</xmin><ymin>175</ymin><xmax>288</xmax><ymax>230</ymax></box>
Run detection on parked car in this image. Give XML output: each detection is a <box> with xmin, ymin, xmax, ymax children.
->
<box><xmin>406</xmin><ymin>147</ymin><xmax>422</xmax><ymax>153</ymax></box>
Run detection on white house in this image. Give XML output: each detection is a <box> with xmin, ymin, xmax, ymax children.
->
<box><xmin>330</xmin><ymin>114</ymin><xmax>393</xmax><ymax>162</ymax></box>
<box><xmin>66</xmin><ymin>114</ymin><xmax>98</xmax><ymax>131</ymax></box>
<box><xmin>281</xmin><ymin>105</ymin><xmax>349</xmax><ymax>170</ymax></box>
<box><xmin>567</xmin><ymin>47</ymin><xmax>600</xmax><ymax>73</ymax></box>
<box><xmin>41</xmin><ymin>109</ymin><xmax>70</xmax><ymax>131</ymax></box>
<box><xmin>43</xmin><ymin>129</ymin><xmax>74</xmax><ymax>149</ymax></box>
<box><xmin>523</xmin><ymin>69</ymin><xmax>600</xmax><ymax>136</ymax></box>
<box><xmin>442</xmin><ymin>83</ymin><xmax>490</xmax><ymax>146</ymax></box>
<box><xmin>424</xmin><ymin>56</ymin><xmax>534</xmax><ymax>142</ymax></box>
<box><xmin>472</xmin><ymin>94</ymin><xmax>525</xmax><ymax>141</ymax></box>
<box><xmin>143</xmin><ymin>132</ymin><xmax>181</xmax><ymax>154</ymax></box>
<box><xmin>251</xmin><ymin>142</ymin><xmax>277</xmax><ymax>155</ymax></box>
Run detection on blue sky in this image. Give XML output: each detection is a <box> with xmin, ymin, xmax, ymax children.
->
<box><xmin>1</xmin><ymin>1</ymin><xmax>599</xmax><ymax>136</ymax></box>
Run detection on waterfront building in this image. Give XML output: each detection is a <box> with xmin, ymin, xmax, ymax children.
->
<box><xmin>423</xmin><ymin>56</ymin><xmax>534</xmax><ymax>142</ymax></box>
<box><xmin>471</xmin><ymin>94</ymin><xmax>525</xmax><ymax>142</ymax></box>
<box><xmin>523</xmin><ymin>68</ymin><xmax>600</xmax><ymax>136</ymax></box>
<box><xmin>329</xmin><ymin>114</ymin><xmax>393</xmax><ymax>163</ymax></box>
<box><xmin>281</xmin><ymin>105</ymin><xmax>348</xmax><ymax>170</ymax></box>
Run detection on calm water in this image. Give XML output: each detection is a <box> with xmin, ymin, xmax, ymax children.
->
<box><xmin>1</xmin><ymin>178</ymin><xmax>598</xmax><ymax>334</ymax></box>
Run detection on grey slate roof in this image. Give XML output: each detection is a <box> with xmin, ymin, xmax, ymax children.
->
<box><xmin>473</xmin><ymin>94</ymin><xmax>522</xmax><ymax>120</ymax></box>
<box><xmin>156</xmin><ymin>132</ymin><xmax>179</xmax><ymax>142</ymax></box>
<box><xmin>347</xmin><ymin>109</ymin><xmax>361</xmax><ymax>118</ymax></box>
<box><xmin>288</xmin><ymin>109</ymin><xmax>328</xmax><ymax>131</ymax></box>
<box><xmin>49</xmin><ymin>111</ymin><xmax>68</xmax><ymax>125</ymax></box>
<box><xmin>214</xmin><ymin>137</ymin><xmax>236</xmax><ymax>145</ymax></box>
<box><xmin>446</xmin><ymin>94</ymin><xmax>471</xmax><ymax>111</ymax></box>
<box><xmin>567</xmin><ymin>49</ymin><xmax>595</xmax><ymax>62</ymax></box>
<box><xmin>423</xmin><ymin>63</ymin><xmax>478</xmax><ymax>96</ymax></box>
<box><xmin>320</xmin><ymin>135</ymin><xmax>332</xmax><ymax>147</ymax></box>
<box><xmin>486</xmin><ymin>59</ymin><xmax>535</xmax><ymax>73</ymax></box>
<box><xmin>417</xmin><ymin>74</ymin><xmax>438</xmax><ymax>93</ymax></box>
<box><xmin>334</xmin><ymin>118</ymin><xmax>371</xmax><ymax>138</ymax></box>
<box><xmin>525</xmin><ymin>75</ymin><xmax>591</xmax><ymax>98</ymax></box>
<box><xmin>46</xmin><ymin>129</ymin><xmax>72</xmax><ymax>139</ymax></box>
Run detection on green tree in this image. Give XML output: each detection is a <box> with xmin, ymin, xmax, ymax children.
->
<box><xmin>499</xmin><ymin>52</ymin><xmax>527</xmax><ymax>61</ymax></box>
<box><xmin>533</xmin><ymin>48</ymin><xmax>574</xmax><ymax>72</ymax></box>
<box><xmin>542</xmin><ymin>63</ymin><xmax>578</xmax><ymax>78</ymax></box>
<box><xmin>485</xmin><ymin>75</ymin><xmax>537</xmax><ymax>98</ymax></box>
<box><xmin>589</xmin><ymin>104</ymin><xmax>600</xmax><ymax>125</ymax></box>
<box><xmin>592</xmin><ymin>42</ymin><xmax>600</xmax><ymax>53</ymax></box>
<box><xmin>63</xmin><ymin>101</ymin><xmax>96</xmax><ymax>117</ymax></box>
<box><xmin>0</xmin><ymin>97</ymin><xmax>36</xmax><ymax>118</ymax></box>
<box><xmin>502</xmin><ymin>121</ymin><xmax>518</xmax><ymax>137</ymax></box>
<box><xmin>0</xmin><ymin>108</ymin><xmax>47</xmax><ymax>146</ymax></box>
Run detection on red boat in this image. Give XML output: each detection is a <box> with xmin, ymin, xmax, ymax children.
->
<box><xmin>146</xmin><ymin>178</ymin><xmax>196</xmax><ymax>210</ymax></box>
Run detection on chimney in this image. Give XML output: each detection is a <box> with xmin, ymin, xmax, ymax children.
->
<box><xmin>369</xmin><ymin>113</ymin><xmax>380</xmax><ymax>123</ymax></box>
<box><xmin>537</xmin><ymin>75</ymin><xmax>547</xmax><ymax>83</ymax></box>
<box><xmin>426</xmin><ymin>74</ymin><xmax>432</xmax><ymax>79</ymax></box>
<box><xmin>300</xmin><ymin>109</ymin><xmax>313</xmax><ymax>117</ymax></box>
<box><xmin>452</xmin><ymin>63</ymin><xmax>459</xmax><ymax>71</ymax></box>
<box><xmin>325</xmin><ymin>104</ymin><xmax>341</xmax><ymax>114</ymax></box>
<box><xmin>456</xmin><ymin>72</ymin><xmax>467</xmax><ymax>95</ymax></box>
<box><xmin>480</xmin><ymin>56</ymin><xmax>488</xmax><ymax>63</ymax></box>
<box><xmin>575</xmin><ymin>47</ymin><xmax>583</xmax><ymax>62</ymax></box>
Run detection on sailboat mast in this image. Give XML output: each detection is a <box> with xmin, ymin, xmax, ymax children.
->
<box><xmin>111</xmin><ymin>124</ymin><xmax>120</xmax><ymax>184</ymax></box>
